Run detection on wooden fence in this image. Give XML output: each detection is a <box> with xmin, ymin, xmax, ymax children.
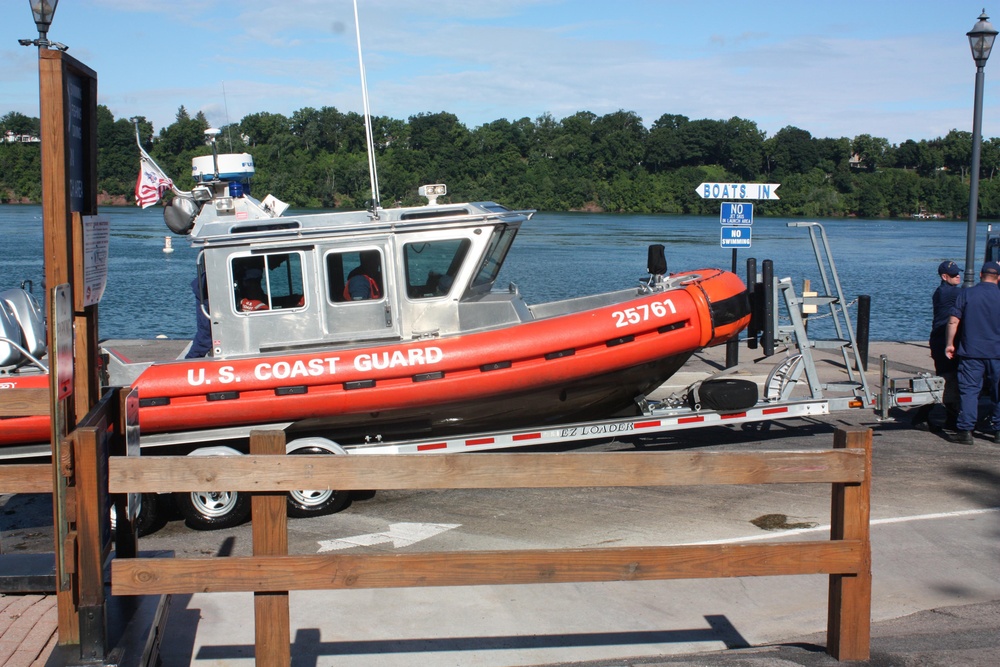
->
<box><xmin>0</xmin><ymin>387</ymin><xmax>51</xmax><ymax>496</ymax></box>
<box><xmin>107</xmin><ymin>426</ymin><xmax>872</xmax><ymax>665</ymax></box>
<box><xmin>0</xmin><ymin>386</ymin><xmax>139</xmax><ymax>660</ymax></box>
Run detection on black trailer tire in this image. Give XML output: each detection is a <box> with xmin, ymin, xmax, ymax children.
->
<box><xmin>175</xmin><ymin>489</ymin><xmax>251</xmax><ymax>530</ymax></box>
<box><xmin>111</xmin><ymin>492</ymin><xmax>163</xmax><ymax>537</ymax></box>
<box><xmin>286</xmin><ymin>446</ymin><xmax>351</xmax><ymax>518</ymax></box>
<box><xmin>134</xmin><ymin>492</ymin><xmax>162</xmax><ymax>536</ymax></box>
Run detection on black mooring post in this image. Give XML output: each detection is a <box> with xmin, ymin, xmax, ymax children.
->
<box><xmin>726</xmin><ymin>248</ymin><xmax>739</xmax><ymax>368</ymax></box>
<box><xmin>746</xmin><ymin>257</ymin><xmax>758</xmax><ymax>349</ymax></box>
<box><xmin>856</xmin><ymin>294</ymin><xmax>871</xmax><ymax>371</ymax></box>
<box><xmin>762</xmin><ymin>259</ymin><xmax>775</xmax><ymax>357</ymax></box>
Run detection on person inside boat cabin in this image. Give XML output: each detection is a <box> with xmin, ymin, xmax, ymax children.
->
<box><xmin>343</xmin><ymin>266</ymin><xmax>380</xmax><ymax>301</ymax></box>
<box><xmin>239</xmin><ymin>267</ymin><xmax>270</xmax><ymax>312</ymax></box>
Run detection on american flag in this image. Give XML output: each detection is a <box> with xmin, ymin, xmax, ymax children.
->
<box><xmin>135</xmin><ymin>156</ymin><xmax>173</xmax><ymax>208</ymax></box>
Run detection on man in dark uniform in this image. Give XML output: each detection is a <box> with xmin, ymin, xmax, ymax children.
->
<box><xmin>914</xmin><ymin>261</ymin><xmax>962</xmax><ymax>430</ymax></box>
<box><xmin>185</xmin><ymin>271</ymin><xmax>213</xmax><ymax>358</ymax></box>
<box><xmin>944</xmin><ymin>261</ymin><xmax>1000</xmax><ymax>444</ymax></box>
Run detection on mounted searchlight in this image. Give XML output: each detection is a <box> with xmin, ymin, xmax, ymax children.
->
<box><xmin>419</xmin><ymin>184</ymin><xmax>447</xmax><ymax>206</ymax></box>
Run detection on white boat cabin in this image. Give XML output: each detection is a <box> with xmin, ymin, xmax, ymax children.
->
<box><xmin>178</xmin><ymin>173</ymin><xmax>536</xmax><ymax>358</ymax></box>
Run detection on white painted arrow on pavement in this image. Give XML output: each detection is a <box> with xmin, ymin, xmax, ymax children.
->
<box><xmin>317</xmin><ymin>522</ymin><xmax>460</xmax><ymax>552</ymax></box>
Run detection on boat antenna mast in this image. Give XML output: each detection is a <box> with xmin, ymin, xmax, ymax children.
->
<box><xmin>354</xmin><ymin>0</ymin><xmax>382</xmax><ymax>218</ymax></box>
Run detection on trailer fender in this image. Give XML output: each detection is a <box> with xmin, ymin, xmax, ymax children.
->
<box><xmin>286</xmin><ymin>437</ymin><xmax>345</xmax><ymax>456</ymax></box>
<box><xmin>187</xmin><ymin>445</ymin><xmax>244</xmax><ymax>458</ymax></box>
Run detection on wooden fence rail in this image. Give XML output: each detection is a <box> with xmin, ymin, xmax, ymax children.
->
<box><xmin>0</xmin><ymin>463</ymin><xmax>51</xmax><ymax>493</ymax></box>
<box><xmin>0</xmin><ymin>387</ymin><xmax>50</xmax><ymax>417</ymax></box>
<box><xmin>0</xmin><ymin>387</ymin><xmax>52</xmax><ymax>494</ymax></box>
<box><xmin>107</xmin><ymin>427</ymin><xmax>872</xmax><ymax>666</ymax></box>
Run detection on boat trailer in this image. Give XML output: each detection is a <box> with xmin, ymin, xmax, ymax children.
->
<box><xmin>319</xmin><ymin>222</ymin><xmax>944</xmax><ymax>455</ymax></box>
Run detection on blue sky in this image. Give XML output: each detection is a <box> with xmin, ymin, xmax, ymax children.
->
<box><xmin>1</xmin><ymin>1</ymin><xmax>996</xmax><ymax>144</ymax></box>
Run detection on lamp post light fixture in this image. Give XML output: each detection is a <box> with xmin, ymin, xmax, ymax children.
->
<box><xmin>18</xmin><ymin>0</ymin><xmax>68</xmax><ymax>51</ymax></box>
<box><xmin>964</xmin><ymin>9</ymin><xmax>998</xmax><ymax>287</ymax></box>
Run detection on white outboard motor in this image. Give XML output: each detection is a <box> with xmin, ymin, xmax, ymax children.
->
<box><xmin>0</xmin><ymin>288</ymin><xmax>46</xmax><ymax>368</ymax></box>
<box><xmin>0</xmin><ymin>303</ymin><xmax>24</xmax><ymax>369</ymax></box>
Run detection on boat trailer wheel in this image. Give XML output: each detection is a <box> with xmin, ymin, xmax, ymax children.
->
<box><xmin>176</xmin><ymin>489</ymin><xmax>251</xmax><ymax>530</ymax></box>
<box><xmin>286</xmin><ymin>446</ymin><xmax>351</xmax><ymax>518</ymax></box>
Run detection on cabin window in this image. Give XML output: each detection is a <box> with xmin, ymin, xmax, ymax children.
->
<box><xmin>231</xmin><ymin>252</ymin><xmax>305</xmax><ymax>313</ymax></box>
<box><xmin>400</xmin><ymin>208</ymin><xmax>469</xmax><ymax>221</ymax></box>
<box><xmin>403</xmin><ymin>238</ymin><xmax>471</xmax><ymax>299</ymax></box>
<box><xmin>472</xmin><ymin>225</ymin><xmax>517</xmax><ymax>288</ymax></box>
<box><xmin>325</xmin><ymin>249</ymin><xmax>385</xmax><ymax>303</ymax></box>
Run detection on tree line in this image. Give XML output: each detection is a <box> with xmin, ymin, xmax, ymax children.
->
<box><xmin>3</xmin><ymin>105</ymin><xmax>1000</xmax><ymax>218</ymax></box>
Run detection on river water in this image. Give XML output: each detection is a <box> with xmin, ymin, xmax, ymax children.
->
<box><xmin>0</xmin><ymin>204</ymin><xmax>988</xmax><ymax>342</ymax></box>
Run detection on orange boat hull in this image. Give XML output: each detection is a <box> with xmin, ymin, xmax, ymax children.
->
<box><xmin>0</xmin><ymin>269</ymin><xmax>748</xmax><ymax>446</ymax></box>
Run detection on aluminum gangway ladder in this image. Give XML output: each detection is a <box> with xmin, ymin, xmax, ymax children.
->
<box><xmin>759</xmin><ymin>222</ymin><xmax>874</xmax><ymax>408</ymax></box>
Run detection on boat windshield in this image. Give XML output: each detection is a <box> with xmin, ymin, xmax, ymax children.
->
<box><xmin>472</xmin><ymin>225</ymin><xmax>517</xmax><ymax>289</ymax></box>
<box><xmin>403</xmin><ymin>238</ymin><xmax>471</xmax><ymax>299</ymax></box>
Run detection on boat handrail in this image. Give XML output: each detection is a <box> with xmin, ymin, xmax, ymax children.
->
<box><xmin>192</xmin><ymin>208</ymin><xmax>537</xmax><ymax>246</ymax></box>
<box><xmin>0</xmin><ymin>335</ymin><xmax>48</xmax><ymax>374</ymax></box>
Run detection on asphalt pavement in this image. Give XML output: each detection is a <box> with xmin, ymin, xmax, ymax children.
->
<box><xmin>157</xmin><ymin>341</ymin><xmax>1000</xmax><ymax>666</ymax></box>
<box><xmin>2</xmin><ymin>340</ymin><xmax>999</xmax><ymax>666</ymax></box>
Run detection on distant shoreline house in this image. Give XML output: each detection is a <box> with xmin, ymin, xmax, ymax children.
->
<box><xmin>3</xmin><ymin>131</ymin><xmax>40</xmax><ymax>144</ymax></box>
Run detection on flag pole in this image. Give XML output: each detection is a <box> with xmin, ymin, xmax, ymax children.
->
<box><xmin>132</xmin><ymin>119</ymin><xmax>191</xmax><ymax>198</ymax></box>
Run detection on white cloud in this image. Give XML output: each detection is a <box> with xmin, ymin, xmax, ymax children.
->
<box><xmin>4</xmin><ymin>1</ymin><xmax>996</xmax><ymax>144</ymax></box>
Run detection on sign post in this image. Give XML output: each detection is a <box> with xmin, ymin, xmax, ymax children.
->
<box><xmin>695</xmin><ymin>185</ymin><xmax>777</xmax><ymax>368</ymax></box>
<box><xmin>39</xmin><ymin>48</ymin><xmax>99</xmax><ymax>645</ymax></box>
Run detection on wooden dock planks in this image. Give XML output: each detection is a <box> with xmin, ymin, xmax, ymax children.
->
<box><xmin>0</xmin><ymin>594</ymin><xmax>58</xmax><ymax>667</ymax></box>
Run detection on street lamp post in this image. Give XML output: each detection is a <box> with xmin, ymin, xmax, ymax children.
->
<box><xmin>18</xmin><ymin>0</ymin><xmax>68</xmax><ymax>51</ymax></box>
<box><xmin>965</xmin><ymin>9</ymin><xmax>998</xmax><ymax>287</ymax></box>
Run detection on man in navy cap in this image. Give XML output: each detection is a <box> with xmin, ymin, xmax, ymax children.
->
<box><xmin>914</xmin><ymin>261</ymin><xmax>963</xmax><ymax>430</ymax></box>
<box><xmin>945</xmin><ymin>261</ymin><xmax>1000</xmax><ymax>444</ymax></box>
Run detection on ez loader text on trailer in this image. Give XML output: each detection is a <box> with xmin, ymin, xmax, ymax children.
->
<box><xmin>0</xmin><ymin>221</ymin><xmax>942</xmax><ymax>532</ymax></box>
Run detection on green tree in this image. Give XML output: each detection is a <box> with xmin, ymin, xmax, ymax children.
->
<box><xmin>851</xmin><ymin>134</ymin><xmax>892</xmax><ymax>171</ymax></box>
<box><xmin>722</xmin><ymin>117</ymin><xmax>765</xmax><ymax>180</ymax></box>
<box><xmin>0</xmin><ymin>111</ymin><xmax>39</xmax><ymax>137</ymax></box>
<box><xmin>981</xmin><ymin>137</ymin><xmax>1000</xmax><ymax>180</ymax></box>
<box><xmin>677</xmin><ymin>119</ymin><xmax>727</xmax><ymax>167</ymax></box>
<box><xmin>157</xmin><ymin>106</ymin><xmax>209</xmax><ymax>154</ymax></box>
<box><xmin>645</xmin><ymin>113</ymin><xmax>689</xmax><ymax>172</ymax></box>
<box><xmin>765</xmin><ymin>126</ymin><xmax>819</xmax><ymax>177</ymax></box>
<box><xmin>854</xmin><ymin>177</ymin><xmax>887</xmax><ymax>217</ymax></box>
<box><xmin>895</xmin><ymin>139</ymin><xmax>921</xmax><ymax>169</ymax></box>
<box><xmin>96</xmin><ymin>105</ymin><xmax>142</xmax><ymax>198</ymax></box>
<box><xmin>290</xmin><ymin>107</ymin><xmax>322</xmax><ymax>152</ymax></box>
<box><xmin>591</xmin><ymin>110</ymin><xmax>647</xmax><ymax>179</ymax></box>
<box><xmin>240</xmin><ymin>111</ymin><xmax>292</xmax><ymax>147</ymax></box>
<box><xmin>941</xmin><ymin>129</ymin><xmax>972</xmax><ymax>180</ymax></box>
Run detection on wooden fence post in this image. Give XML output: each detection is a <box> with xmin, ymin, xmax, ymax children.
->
<box><xmin>74</xmin><ymin>425</ymin><xmax>109</xmax><ymax>662</ymax></box>
<box><xmin>827</xmin><ymin>426</ymin><xmax>872</xmax><ymax>661</ymax></box>
<box><xmin>251</xmin><ymin>430</ymin><xmax>290</xmax><ymax>667</ymax></box>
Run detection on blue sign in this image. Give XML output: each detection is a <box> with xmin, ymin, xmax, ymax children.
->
<box><xmin>721</xmin><ymin>226</ymin><xmax>752</xmax><ymax>248</ymax></box>
<box><xmin>720</xmin><ymin>202</ymin><xmax>753</xmax><ymax>225</ymax></box>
